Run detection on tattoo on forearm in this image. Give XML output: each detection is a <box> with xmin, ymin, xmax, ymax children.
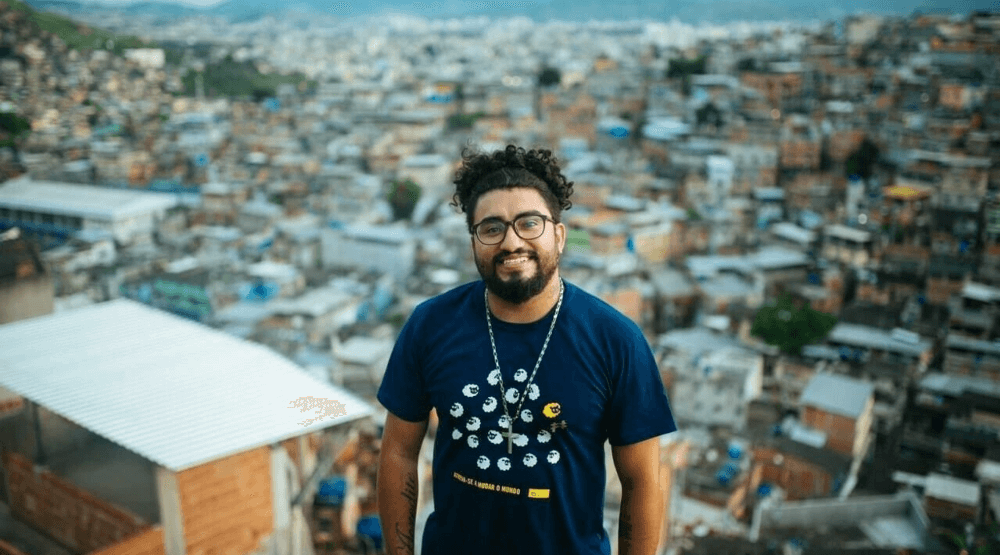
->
<box><xmin>619</xmin><ymin>510</ymin><xmax>634</xmax><ymax>553</ymax></box>
<box><xmin>394</xmin><ymin>522</ymin><xmax>415</xmax><ymax>554</ymax></box>
<box><xmin>393</xmin><ymin>472</ymin><xmax>419</xmax><ymax>554</ymax></box>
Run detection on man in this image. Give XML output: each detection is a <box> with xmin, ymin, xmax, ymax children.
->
<box><xmin>377</xmin><ymin>145</ymin><xmax>676</xmax><ymax>555</ymax></box>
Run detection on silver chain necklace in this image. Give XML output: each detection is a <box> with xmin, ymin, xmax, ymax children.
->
<box><xmin>485</xmin><ymin>279</ymin><xmax>564</xmax><ymax>454</ymax></box>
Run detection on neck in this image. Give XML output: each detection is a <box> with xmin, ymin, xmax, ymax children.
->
<box><xmin>487</xmin><ymin>273</ymin><xmax>563</xmax><ymax>324</ymax></box>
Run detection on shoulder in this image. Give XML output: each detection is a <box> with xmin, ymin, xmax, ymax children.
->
<box><xmin>407</xmin><ymin>280</ymin><xmax>483</xmax><ymax>326</ymax></box>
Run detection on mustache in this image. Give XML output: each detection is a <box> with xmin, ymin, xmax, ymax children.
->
<box><xmin>493</xmin><ymin>250</ymin><xmax>537</xmax><ymax>265</ymax></box>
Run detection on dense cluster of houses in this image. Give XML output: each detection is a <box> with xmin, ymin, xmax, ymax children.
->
<box><xmin>1</xmin><ymin>2</ymin><xmax>1000</xmax><ymax>553</ymax></box>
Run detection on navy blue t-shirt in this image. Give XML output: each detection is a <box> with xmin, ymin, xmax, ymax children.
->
<box><xmin>377</xmin><ymin>279</ymin><xmax>676</xmax><ymax>555</ymax></box>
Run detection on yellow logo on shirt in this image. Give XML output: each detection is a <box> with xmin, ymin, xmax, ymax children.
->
<box><xmin>528</xmin><ymin>488</ymin><xmax>550</xmax><ymax>499</ymax></box>
<box><xmin>542</xmin><ymin>402</ymin><xmax>561</xmax><ymax>418</ymax></box>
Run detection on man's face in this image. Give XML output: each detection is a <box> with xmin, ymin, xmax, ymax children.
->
<box><xmin>471</xmin><ymin>187</ymin><xmax>566</xmax><ymax>305</ymax></box>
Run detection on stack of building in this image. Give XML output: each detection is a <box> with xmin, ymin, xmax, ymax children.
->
<box><xmin>0</xmin><ymin>3</ymin><xmax>999</xmax><ymax>554</ymax></box>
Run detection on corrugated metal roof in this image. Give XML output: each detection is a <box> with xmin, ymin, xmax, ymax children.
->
<box><xmin>828</xmin><ymin>323</ymin><xmax>931</xmax><ymax>357</ymax></box>
<box><xmin>825</xmin><ymin>223</ymin><xmax>871</xmax><ymax>243</ymax></box>
<box><xmin>799</xmin><ymin>373</ymin><xmax>874</xmax><ymax>419</ymax></box>
<box><xmin>946</xmin><ymin>334</ymin><xmax>1000</xmax><ymax>356</ymax></box>
<box><xmin>0</xmin><ymin>178</ymin><xmax>177</xmax><ymax>221</ymax></box>
<box><xmin>920</xmin><ymin>372</ymin><xmax>1000</xmax><ymax>399</ymax></box>
<box><xmin>0</xmin><ymin>299</ymin><xmax>374</xmax><ymax>472</ymax></box>
<box><xmin>925</xmin><ymin>473</ymin><xmax>980</xmax><ymax>506</ymax></box>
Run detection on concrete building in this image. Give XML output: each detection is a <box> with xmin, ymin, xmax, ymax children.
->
<box><xmin>263</xmin><ymin>287</ymin><xmax>362</xmax><ymax>347</ymax></box>
<box><xmin>321</xmin><ymin>224</ymin><xmax>415</xmax><ymax>281</ymax></box>
<box><xmin>0</xmin><ymin>178</ymin><xmax>177</xmax><ymax>245</ymax></box>
<box><xmin>942</xmin><ymin>334</ymin><xmax>1000</xmax><ymax>380</ymax></box>
<box><xmin>331</xmin><ymin>336</ymin><xmax>395</xmax><ymax>401</ymax></box>
<box><xmin>670</xmin><ymin>347</ymin><xmax>764</xmax><ymax>430</ymax></box>
<box><xmin>798</xmin><ymin>373</ymin><xmax>875</xmax><ymax>458</ymax></box>
<box><xmin>824</xmin><ymin>323</ymin><xmax>935</xmax><ymax>376</ymax></box>
<box><xmin>822</xmin><ymin>224</ymin><xmax>873</xmax><ymax>268</ymax></box>
<box><xmin>750</xmin><ymin>491</ymin><xmax>931</xmax><ymax>552</ymax></box>
<box><xmin>923</xmin><ymin>473</ymin><xmax>981</xmax><ymax>522</ymax></box>
<box><xmin>397</xmin><ymin>154</ymin><xmax>453</xmax><ymax>201</ymax></box>
<box><xmin>749</xmin><ymin>437</ymin><xmax>853</xmax><ymax>500</ymax></box>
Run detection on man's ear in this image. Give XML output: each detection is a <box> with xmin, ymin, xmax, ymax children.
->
<box><xmin>555</xmin><ymin>222</ymin><xmax>567</xmax><ymax>254</ymax></box>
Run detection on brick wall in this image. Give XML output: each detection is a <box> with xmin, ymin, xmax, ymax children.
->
<box><xmin>752</xmin><ymin>448</ymin><xmax>834</xmax><ymax>500</ymax></box>
<box><xmin>943</xmin><ymin>350</ymin><xmax>1000</xmax><ymax>380</ymax></box>
<box><xmin>927</xmin><ymin>277</ymin><xmax>964</xmax><ymax>306</ymax></box>
<box><xmin>88</xmin><ymin>526</ymin><xmax>165</xmax><ymax>555</ymax></box>
<box><xmin>2</xmin><ymin>451</ymin><xmax>149</xmax><ymax>554</ymax></box>
<box><xmin>925</xmin><ymin>496</ymin><xmax>978</xmax><ymax>522</ymax></box>
<box><xmin>801</xmin><ymin>407</ymin><xmax>857</xmax><ymax>456</ymax></box>
<box><xmin>176</xmin><ymin>446</ymin><xmax>273</xmax><ymax>555</ymax></box>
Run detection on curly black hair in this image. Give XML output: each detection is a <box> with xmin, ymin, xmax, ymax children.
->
<box><xmin>451</xmin><ymin>144</ymin><xmax>574</xmax><ymax>231</ymax></box>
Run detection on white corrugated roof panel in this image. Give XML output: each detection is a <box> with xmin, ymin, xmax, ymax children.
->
<box><xmin>925</xmin><ymin>473</ymin><xmax>980</xmax><ymax>506</ymax></box>
<box><xmin>828</xmin><ymin>323</ymin><xmax>931</xmax><ymax>357</ymax></box>
<box><xmin>800</xmin><ymin>373</ymin><xmax>874</xmax><ymax>418</ymax></box>
<box><xmin>825</xmin><ymin>224</ymin><xmax>871</xmax><ymax>243</ymax></box>
<box><xmin>0</xmin><ymin>299</ymin><xmax>374</xmax><ymax>471</ymax></box>
<box><xmin>963</xmin><ymin>282</ymin><xmax>1000</xmax><ymax>303</ymax></box>
<box><xmin>0</xmin><ymin>178</ymin><xmax>178</xmax><ymax>221</ymax></box>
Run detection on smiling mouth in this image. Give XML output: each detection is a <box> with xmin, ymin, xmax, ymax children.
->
<box><xmin>496</xmin><ymin>253</ymin><xmax>536</xmax><ymax>269</ymax></box>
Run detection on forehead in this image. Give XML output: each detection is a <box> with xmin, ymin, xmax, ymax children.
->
<box><xmin>472</xmin><ymin>187</ymin><xmax>551</xmax><ymax>222</ymax></box>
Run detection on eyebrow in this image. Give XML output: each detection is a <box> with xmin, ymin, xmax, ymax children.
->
<box><xmin>476</xmin><ymin>210</ymin><xmax>547</xmax><ymax>225</ymax></box>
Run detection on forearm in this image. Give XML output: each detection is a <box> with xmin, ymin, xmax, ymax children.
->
<box><xmin>377</xmin><ymin>453</ymin><xmax>420</xmax><ymax>555</ymax></box>
<box><xmin>617</xmin><ymin>480</ymin><xmax>663</xmax><ymax>555</ymax></box>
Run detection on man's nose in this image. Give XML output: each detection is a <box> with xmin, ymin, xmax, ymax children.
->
<box><xmin>499</xmin><ymin>224</ymin><xmax>527</xmax><ymax>251</ymax></box>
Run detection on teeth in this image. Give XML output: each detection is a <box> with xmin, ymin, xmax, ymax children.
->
<box><xmin>503</xmin><ymin>257</ymin><xmax>529</xmax><ymax>265</ymax></box>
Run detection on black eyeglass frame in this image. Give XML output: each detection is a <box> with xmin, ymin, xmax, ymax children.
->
<box><xmin>470</xmin><ymin>214</ymin><xmax>556</xmax><ymax>245</ymax></box>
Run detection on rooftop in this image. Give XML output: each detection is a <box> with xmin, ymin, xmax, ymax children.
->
<box><xmin>826</xmin><ymin>323</ymin><xmax>932</xmax><ymax>357</ymax></box>
<box><xmin>924</xmin><ymin>473</ymin><xmax>981</xmax><ymax>506</ymax></box>
<box><xmin>0</xmin><ymin>178</ymin><xmax>177</xmax><ymax>221</ymax></box>
<box><xmin>799</xmin><ymin>373</ymin><xmax>874</xmax><ymax>418</ymax></box>
<box><xmin>0</xmin><ymin>299</ymin><xmax>374</xmax><ymax>471</ymax></box>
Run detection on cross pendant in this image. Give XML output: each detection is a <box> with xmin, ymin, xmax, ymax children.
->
<box><xmin>500</xmin><ymin>424</ymin><xmax>519</xmax><ymax>454</ymax></box>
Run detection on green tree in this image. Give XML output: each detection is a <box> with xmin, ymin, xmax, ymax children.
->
<box><xmin>667</xmin><ymin>57</ymin><xmax>706</xmax><ymax>79</ymax></box>
<box><xmin>0</xmin><ymin>112</ymin><xmax>31</xmax><ymax>150</ymax></box>
<box><xmin>695</xmin><ymin>102</ymin><xmax>722</xmax><ymax>128</ymax></box>
<box><xmin>844</xmin><ymin>137</ymin><xmax>880</xmax><ymax>180</ymax></box>
<box><xmin>447</xmin><ymin>111</ymin><xmax>485</xmax><ymax>130</ymax></box>
<box><xmin>386</xmin><ymin>179</ymin><xmax>422</xmax><ymax>221</ymax></box>
<box><xmin>538</xmin><ymin>66</ymin><xmax>561</xmax><ymax>88</ymax></box>
<box><xmin>751</xmin><ymin>294</ymin><xmax>837</xmax><ymax>355</ymax></box>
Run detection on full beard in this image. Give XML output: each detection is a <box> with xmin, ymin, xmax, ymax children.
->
<box><xmin>476</xmin><ymin>249</ymin><xmax>559</xmax><ymax>305</ymax></box>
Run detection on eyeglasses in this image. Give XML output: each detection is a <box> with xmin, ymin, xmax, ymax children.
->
<box><xmin>472</xmin><ymin>214</ymin><xmax>553</xmax><ymax>245</ymax></box>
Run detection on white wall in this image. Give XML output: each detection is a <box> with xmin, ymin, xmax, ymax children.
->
<box><xmin>321</xmin><ymin>228</ymin><xmax>415</xmax><ymax>280</ymax></box>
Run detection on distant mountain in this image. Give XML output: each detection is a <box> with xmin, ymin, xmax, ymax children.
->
<box><xmin>25</xmin><ymin>0</ymin><xmax>999</xmax><ymax>24</ymax></box>
<box><xmin>27</xmin><ymin>0</ymin><xmax>206</xmax><ymax>19</ymax></box>
<box><xmin>203</xmin><ymin>0</ymin><xmax>1000</xmax><ymax>22</ymax></box>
